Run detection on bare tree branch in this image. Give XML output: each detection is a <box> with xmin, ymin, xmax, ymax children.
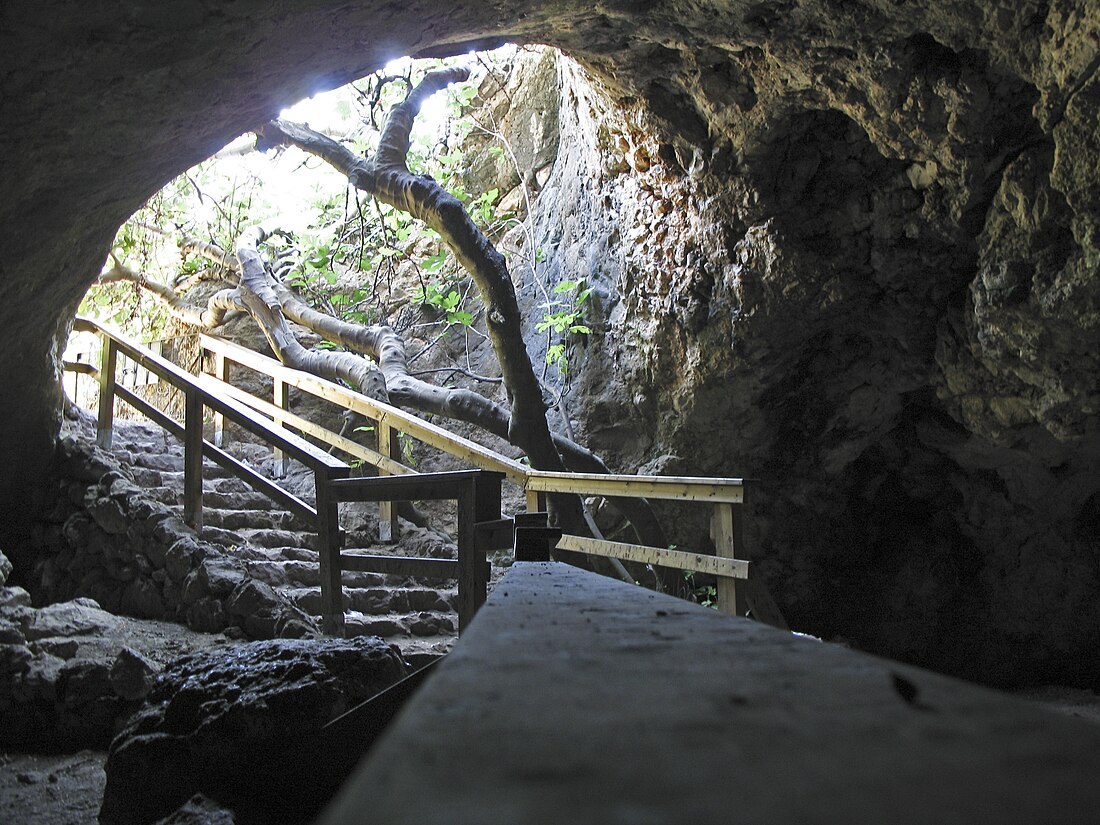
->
<box><xmin>234</xmin><ymin>224</ymin><xmax>388</xmax><ymax>400</ymax></box>
<box><xmin>263</xmin><ymin>68</ymin><xmax>571</xmax><ymax>483</ymax></box>
<box><xmin>100</xmin><ymin>257</ymin><xmax>244</xmax><ymax>329</ymax></box>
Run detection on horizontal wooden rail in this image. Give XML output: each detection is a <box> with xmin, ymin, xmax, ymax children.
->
<box><xmin>340</xmin><ymin>553</ymin><xmax>460</xmax><ymax>579</ymax></box>
<box><xmin>64</xmin><ymin>360</ymin><xmax>99</xmax><ymax>376</ymax></box>
<box><xmin>114</xmin><ymin>384</ymin><xmax>319</xmax><ymax>522</ymax></box>
<box><xmin>556</xmin><ymin>534</ymin><xmax>750</xmax><ymax>579</ymax></box>
<box><xmin>199</xmin><ymin>373</ymin><xmax>414</xmax><ymax>477</ymax></box>
<box><xmin>328</xmin><ymin>469</ymin><xmax>505</xmax><ymax>503</ymax></box>
<box><xmin>201</xmin><ymin>334</ymin><xmax>748</xmax><ymax>505</ymax></box>
<box><xmin>526</xmin><ymin>471</ymin><xmax>744</xmax><ymax>503</ymax></box>
<box><xmin>200</xmin><ymin>334</ymin><xmax>528</xmax><ymax>482</ymax></box>
<box><xmin>76</xmin><ymin>319</ymin><xmax>345</xmax><ymax>474</ymax></box>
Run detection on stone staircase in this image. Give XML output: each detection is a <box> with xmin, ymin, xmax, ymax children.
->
<box><xmin>110</xmin><ymin>422</ymin><xmax>460</xmax><ymax>667</ymax></box>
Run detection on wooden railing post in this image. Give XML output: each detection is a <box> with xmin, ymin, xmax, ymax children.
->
<box><xmin>96</xmin><ymin>334</ymin><xmax>117</xmax><ymax>450</ymax></box>
<box><xmin>212</xmin><ymin>350</ymin><xmax>228</xmax><ymax>448</ymax></box>
<box><xmin>183</xmin><ymin>389</ymin><xmax>204</xmax><ymax>532</ymax></box>
<box><xmin>513</xmin><ymin>511</ymin><xmax>560</xmax><ymax>562</ymax></box>
<box><xmin>316</xmin><ymin>467</ymin><xmax>348</xmax><ymax>636</ymax></box>
<box><xmin>456</xmin><ymin>471</ymin><xmax>502</xmax><ymax>631</ymax></box>
<box><xmin>272</xmin><ymin>377</ymin><xmax>289</xmax><ymax>477</ymax></box>
<box><xmin>711</xmin><ymin>502</ymin><xmax>747</xmax><ymax>618</ymax></box>
<box><xmin>377</xmin><ymin>421</ymin><xmax>401</xmax><ymax>543</ymax></box>
<box><xmin>525</xmin><ymin>488</ymin><xmax>545</xmax><ymax>513</ymax></box>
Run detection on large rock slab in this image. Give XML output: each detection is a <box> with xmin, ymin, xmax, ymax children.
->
<box><xmin>101</xmin><ymin>636</ymin><xmax>408</xmax><ymax>825</ymax></box>
<box><xmin>0</xmin><ymin>596</ymin><xmax>230</xmax><ymax>751</ymax></box>
<box><xmin>319</xmin><ymin>562</ymin><xmax>1100</xmax><ymax>825</ymax></box>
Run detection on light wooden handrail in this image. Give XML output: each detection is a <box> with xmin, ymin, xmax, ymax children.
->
<box><xmin>526</xmin><ymin>470</ymin><xmax>744</xmax><ymax>503</ymax></box>
<box><xmin>199</xmin><ymin>334</ymin><xmax>528</xmax><ymax>482</ymax></box>
<box><xmin>198</xmin><ymin>334</ymin><xmax>748</xmax><ymax>505</ymax></box>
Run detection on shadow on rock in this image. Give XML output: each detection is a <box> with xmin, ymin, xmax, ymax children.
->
<box><xmin>99</xmin><ymin>636</ymin><xmax>408</xmax><ymax>825</ymax></box>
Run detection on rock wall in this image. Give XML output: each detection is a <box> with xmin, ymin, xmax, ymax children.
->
<box><xmin>467</xmin><ymin>37</ymin><xmax>1100</xmax><ymax>686</ymax></box>
<box><xmin>11</xmin><ymin>433</ymin><xmax>317</xmax><ymax>642</ymax></box>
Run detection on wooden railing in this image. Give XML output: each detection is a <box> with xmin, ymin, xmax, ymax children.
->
<box><xmin>69</xmin><ymin>318</ymin><xmax>524</xmax><ymax>635</ymax></box>
<box><xmin>197</xmin><ymin>334</ymin><xmax>786</xmax><ymax>628</ymax></box>
<box><xmin>66</xmin><ymin>319</ymin><xmax>784</xmax><ymax>633</ymax></box>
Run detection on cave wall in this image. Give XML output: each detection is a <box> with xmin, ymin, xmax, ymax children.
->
<box><xmin>514</xmin><ymin>8</ymin><xmax>1100</xmax><ymax>684</ymax></box>
<box><xmin>2</xmin><ymin>1</ymin><xmax>1099</xmax><ymax>685</ymax></box>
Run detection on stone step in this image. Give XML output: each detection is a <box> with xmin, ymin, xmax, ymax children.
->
<box><xmin>206</xmin><ymin>476</ymin><xmax>261</xmax><ymax>495</ymax></box>
<box><xmin>237</xmin><ymin>527</ymin><xmax>318</xmax><ymax>550</ymax></box>
<box><xmin>145</xmin><ymin>485</ymin><xmax>181</xmax><ymax>505</ymax></box>
<box><xmin>240</xmin><ymin>558</ymin><xmax>386</xmax><ymax>590</ymax></box>
<box><xmin>200</xmin><ymin>490</ymin><xmax>283</xmax><ymax>511</ymax></box>
<box><xmin>283</xmin><ymin>586</ymin><xmax>455</xmax><ymax>617</ymax></box>
<box><xmin>341</xmin><ymin>609</ymin><xmax>457</xmax><ymax>639</ymax></box>
<box><xmin>198</xmin><ymin>525</ymin><xmax>248</xmax><ymax>548</ymax></box>
<box><xmin>130</xmin><ymin>466</ymin><xmax>168</xmax><ymax>487</ymax></box>
<box><xmin>194</xmin><ymin>507</ymin><xmax>304</xmax><ymax>532</ymax></box>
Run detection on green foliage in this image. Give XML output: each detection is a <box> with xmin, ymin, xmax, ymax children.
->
<box><xmin>538</xmin><ymin>279</ymin><xmax>593</xmax><ymax>375</ymax></box>
<box><xmin>683</xmin><ymin>570</ymin><xmax>718</xmax><ymax>610</ymax></box>
<box><xmin>412</xmin><ymin>281</ymin><xmax>474</xmax><ymax>327</ymax></box>
<box><xmin>470</xmin><ymin>188</ymin><xmax>499</xmax><ymax>226</ymax></box>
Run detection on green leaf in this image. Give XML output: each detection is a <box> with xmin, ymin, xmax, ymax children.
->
<box><xmin>422</xmin><ymin>251</ymin><xmax>448</xmax><ymax>273</ymax></box>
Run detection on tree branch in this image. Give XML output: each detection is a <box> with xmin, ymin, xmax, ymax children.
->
<box><xmin>262</xmin><ymin>68</ymin><xmax>568</xmax><ymax>477</ymax></box>
<box><xmin>100</xmin><ymin>257</ymin><xmax>244</xmax><ymax>329</ymax></box>
<box><xmin>234</xmin><ymin>224</ymin><xmax>387</xmax><ymax>400</ymax></box>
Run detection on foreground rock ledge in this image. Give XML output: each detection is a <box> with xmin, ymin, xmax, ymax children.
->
<box><xmin>100</xmin><ymin>636</ymin><xmax>407</xmax><ymax>825</ymax></box>
<box><xmin>320</xmin><ymin>562</ymin><xmax>1100</xmax><ymax>825</ymax></box>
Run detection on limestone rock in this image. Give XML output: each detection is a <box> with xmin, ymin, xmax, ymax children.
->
<box><xmin>164</xmin><ymin>537</ymin><xmax>205</xmax><ymax>583</ymax></box>
<box><xmin>0</xmin><ymin>586</ymin><xmax>31</xmax><ymax>608</ymax></box>
<box><xmin>24</xmin><ymin>598</ymin><xmax>118</xmax><ymax>641</ymax></box>
<box><xmin>153</xmin><ymin>794</ymin><xmax>237</xmax><ymax>825</ymax></box>
<box><xmin>0</xmin><ymin>549</ymin><xmax>12</xmax><ymax>585</ymax></box>
<box><xmin>100</xmin><ymin>636</ymin><xmax>408</xmax><ymax>825</ymax></box>
<box><xmin>110</xmin><ymin>646</ymin><xmax>159</xmax><ymax>701</ymax></box>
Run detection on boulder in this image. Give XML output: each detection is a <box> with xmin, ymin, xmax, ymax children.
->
<box><xmin>101</xmin><ymin>636</ymin><xmax>408</xmax><ymax>825</ymax></box>
<box><xmin>110</xmin><ymin>646</ymin><xmax>158</xmax><ymax>701</ymax></box>
<box><xmin>23</xmin><ymin>598</ymin><xmax>119</xmax><ymax>641</ymax></box>
<box><xmin>0</xmin><ymin>585</ymin><xmax>31</xmax><ymax>608</ymax></box>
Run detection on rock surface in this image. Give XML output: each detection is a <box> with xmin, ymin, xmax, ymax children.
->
<box><xmin>153</xmin><ymin>794</ymin><xmax>238</xmax><ymax>825</ymax></box>
<box><xmin>0</xmin><ymin>750</ymin><xmax>107</xmax><ymax>825</ymax></box>
<box><xmin>461</xmin><ymin>42</ymin><xmax>1100</xmax><ymax>686</ymax></box>
<box><xmin>0</xmin><ymin>595</ymin><xmax>231</xmax><ymax>751</ymax></box>
<box><xmin>10</xmin><ymin>426</ymin><xmax>319</xmax><ymax>643</ymax></box>
<box><xmin>100</xmin><ymin>636</ymin><xmax>407</xmax><ymax>825</ymax></box>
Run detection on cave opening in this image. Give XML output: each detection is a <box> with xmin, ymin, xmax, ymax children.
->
<box><xmin>4</xmin><ymin>3</ymin><xmax>1100</xmax><ymax>819</ymax></box>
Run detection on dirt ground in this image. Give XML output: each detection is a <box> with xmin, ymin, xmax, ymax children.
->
<box><xmin>0</xmin><ymin>750</ymin><xmax>106</xmax><ymax>825</ymax></box>
<box><xmin>1</xmin><ymin>611</ymin><xmax>234</xmax><ymax>825</ymax></box>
